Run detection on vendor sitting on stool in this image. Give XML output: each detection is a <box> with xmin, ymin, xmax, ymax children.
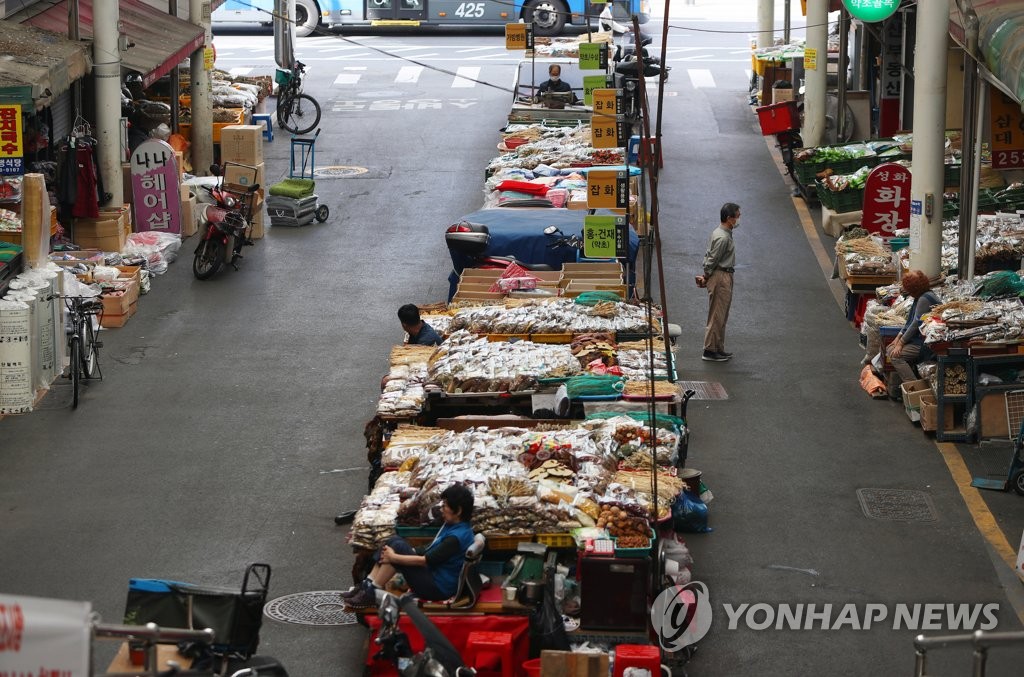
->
<box><xmin>887</xmin><ymin>269</ymin><xmax>940</xmax><ymax>387</ymax></box>
<box><xmin>536</xmin><ymin>64</ymin><xmax>577</xmax><ymax>103</ymax></box>
<box><xmin>398</xmin><ymin>303</ymin><xmax>443</xmax><ymax>346</ymax></box>
<box><xmin>343</xmin><ymin>484</ymin><xmax>476</xmax><ymax>608</ymax></box>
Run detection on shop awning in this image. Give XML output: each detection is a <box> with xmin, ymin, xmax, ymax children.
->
<box><xmin>950</xmin><ymin>0</ymin><xmax>1024</xmax><ymax>102</ymax></box>
<box><xmin>0</xmin><ymin>21</ymin><xmax>92</xmax><ymax>110</ymax></box>
<box><xmin>23</xmin><ymin>0</ymin><xmax>205</xmax><ymax>89</ymax></box>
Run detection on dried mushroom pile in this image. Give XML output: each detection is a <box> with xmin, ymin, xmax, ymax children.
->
<box><xmin>428</xmin><ymin>330</ymin><xmax>580</xmax><ymax>393</ymax></box>
<box><xmin>349</xmin><ymin>417</ymin><xmax>684</xmax><ymax>548</ymax></box>
<box><xmin>448</xmin><ymin>298</ymin><xmax>657</xmax><ymax>335</ymax></box>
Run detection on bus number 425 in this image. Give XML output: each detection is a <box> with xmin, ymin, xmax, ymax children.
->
<box><xmin>455</xmin><ymin>2</ymin><xmax>486</xmax><ymax>17</ymax></box>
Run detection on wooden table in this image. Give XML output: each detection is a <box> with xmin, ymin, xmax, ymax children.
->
<box><xmin>104</xmin><ymin>642</ymin><xmax>193</xmax><ymax>675</ymax></box>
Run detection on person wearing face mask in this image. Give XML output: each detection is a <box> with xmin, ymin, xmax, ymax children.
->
<box><xmin>695</xmin><ymin>203</ymin><xmax>740</xmax><ymax>362</ymax></box>
<box><xmin>537</xmin><ymin>64</ymin><xmax>575</xmax><ymax>101</ymax></box>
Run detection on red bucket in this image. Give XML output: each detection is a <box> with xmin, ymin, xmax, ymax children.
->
<box><xmin>523</xmin><ymin>658</ymin><xmax>542</xmax><ymax>677</ymax></box>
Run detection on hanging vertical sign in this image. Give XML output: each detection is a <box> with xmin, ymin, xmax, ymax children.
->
<box><xmin>879</xmin><ymin>13</ymin><xmax>903</xmax><ymax>138</ymax></box>
<box><xmin>592</xmin><ymin>89</ymin><xmax>621</xmax><ymax>116</ymax></box>
<box><xmin>583</xmin><ymin>215</ymin><xmax>628</xmax><ymax>259</ymax></box>
<box><xmin>578</xmin><ymin>43</ymin><xmax>608</xmax><ymax>71</ymax></box>
<box><xmin>862</xmin><ymin>162</ymin><xmax>912</xmax><ymax>237</ymax></box>
<box><xmin>130</xmin><ymin>139</ymin><xmax>183</xmax><ymax>234</ymax></box>
<box><xmin>505</xmin><ymin>23</ymin><xmax>534</xmax><ymax>50</ymax></box>
<box><xmin>591</xmin><ymin>114</ymin><xmax>624</xmax><ymax>148</ymax></box>
<box><xmin>990</xmin><ymin>90</ymin><xmax>1024</xmax><ymax>170</ymax></box>
<box><xmin>587</xmin><ymin>169</ymin><xmax>628</xmax><ymax>209</ymax></box>
<box><xmin>583</xmin><ymin>75</ymin><xmax>613</xmax><ymax>106</ymax></box>
<box><xmin>0</xmin><ymin>104</ymin><xmax>24</xmax><ymax>176</ymax></box>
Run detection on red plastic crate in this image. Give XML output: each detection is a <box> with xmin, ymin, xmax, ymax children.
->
<box><xmin>756</xmin><ymin>100</ymin><xmax>800</xmax><ymax>136</ymax></box>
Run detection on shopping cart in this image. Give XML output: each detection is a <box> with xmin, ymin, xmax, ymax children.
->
<box><xmin>287</xmin><ymin>128</ymin><xmax>329</xmax><ymax>223</ymax></box>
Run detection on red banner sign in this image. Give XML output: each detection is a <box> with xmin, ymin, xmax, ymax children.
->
<box><xmin>862</xmin><ymin>162</ymin><xmax>911</xmax><ymax>237</ymax></box>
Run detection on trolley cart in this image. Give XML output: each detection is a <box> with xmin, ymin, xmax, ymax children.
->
<box><xmin>972</xmin><ymin>417</ymin><xmax>1024</xmax><ymax>496</ymax></box>
<box><xmin>282</xmin><ymin>128</ymin><xmax>329</xmax><ymax>223</ymax></box>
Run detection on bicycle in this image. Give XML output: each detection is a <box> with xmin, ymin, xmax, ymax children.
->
<box><xmin>62</xmin><ymin>295</ymin><xmax>104</xmax><ymax>408</ymax></box>
<box><xmin>275</xmin><ymin>61</ymin><xmax>321</xmax><ymax>135</ymax></box>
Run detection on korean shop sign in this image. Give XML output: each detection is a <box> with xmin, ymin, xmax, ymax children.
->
<box><xmin>583</xmin><ymin>214</ymin><xmax>628</xmax><ymax>259</ymax></box>
<box><xmin>990</xmin><ymin>90</ymin><xmax>1024</xmax><ymax>170</ymax></box>
<box><xmin>130</xmin><ymin>139</ymin><xmax>182</xmax><ymax>234</ymax></box>
<box><xmin>587</xmin><ymin>169</ymin><xmax>628</xmax><ymax>210</ymax></box>
<box><xmin>843</xmin><ymin>0</ymin><xmax>900</xmax><ymax>23</ymax></box>
<box><xmin>862</xmin><ymin>163</ymin><xmax>911</xmax><ymax>237</ymax></box>
<box><xmin>0</xmin><ymin>104</ymin><xmax>24</xmax><ymax>176</ymax></box>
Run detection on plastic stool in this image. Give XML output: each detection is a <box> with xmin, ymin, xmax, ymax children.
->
<box><xmin>463</xmin><ymin>631</ymin><xmax>515</xmax><ymax>677</ymax></box>
<box><xmin>613</xmin><ymin>644</ymin><xmax>661</xmax><ymax>677</ymax></box>
<box><xmin>251</xmin><ymin>113</ymin><xmax>274</xmax><ymax>142</ymax></box>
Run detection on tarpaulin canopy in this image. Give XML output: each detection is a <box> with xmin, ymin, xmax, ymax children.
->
<box><xmin>23</xmin><ymin>0</ymin><xmax>205</xmax><ymax>88</ymax></box>
<box><xmin>0</xmin><ymin>21</ymin><xmax>92</xmax><ymax>110</ymax></box>
<box><xmin>950</xmin><ymin>0</ymin><xmax>1024</xmax><ymax>101</ymax></box>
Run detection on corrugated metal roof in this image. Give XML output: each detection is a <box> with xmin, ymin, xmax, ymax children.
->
<box><xmin>24</xmin><ymin>0</ymin><xmax>205</xmax><ymax>88</ymax></box>
<box><xmin>0</xmin><ymin>20</ymin><xmax>92</xmax><ymax>110</ymax></box>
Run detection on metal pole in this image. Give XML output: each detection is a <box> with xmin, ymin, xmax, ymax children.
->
<box><xmin>908</xmin><ymin>0</ymin><xmax>950</xmax><ymax>277</ymax></box>
<box><xmin>190</xmin><ymin>0</ymin><xmax>214</xmax><ymax>174</ymax></box>
<box><xmin>967</xmin><ymin>77</ymin><xmax>985</xmax><ymax>282</ymax></box>
<box><xmin>837</xmin><ymin>8</ymin><xmax>849</xmax><ymax>141</ymax></box>
<box><xmin>803</xmin><ymin>0</ymin><xmax>828</xmax><ymax>148</ymax></box>
<box><xmin>94</xmin><ymin>0</ymin><xmax>123</xmax><ymax>207</ymax></box>
<box><xmin>69</xmin><ymin>0</ymin><xmax>81</xmax><ymax>116</ymax></box>
<box><xmin>784</xmin><ymin>0</ymin><xmax>791</xmax><ymax>44</ymax></box>
<box><xmin>957</xmin><ymin>11</ymin><xmax>978</xmax><ymax>280</ymax></box>
<box><xmin>757</xmin><ymin>0</ymin><xmax>774</xmax><ymax>49</ymax></box>
<box><xmin>170</xmin><ymin>0</ymin><xmax>180</xmax><ymax>136</ymax></box>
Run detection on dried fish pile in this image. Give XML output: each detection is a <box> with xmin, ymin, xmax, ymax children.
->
<box><xmin>616</xmin><ymin>349</ymin><xmax>671</xmax><ymax>380</ymax></box>
<box><xmin>449</xmin><ymin>298</ymin><xmax>656</xmax><ymax>334</ymax></box>
<box><xmin>428</xmin><ymin>330</ymin><xmax>580</xmax><ymax>393</ymax></box>
<box><xmin>571</xmin><ymin>332</ymin><xmax>617</xmax><ymax>366</ymax></box>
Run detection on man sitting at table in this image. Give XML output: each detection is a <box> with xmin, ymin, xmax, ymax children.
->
<box><xmin>398</xmin><ymin>304</ymin><xmax>443</xmax><ymax>346</ymax></box>
<box><xmin>536</xmin><ymin>64</ymin><xmax>577</xmax><ymax>104</ymax></box>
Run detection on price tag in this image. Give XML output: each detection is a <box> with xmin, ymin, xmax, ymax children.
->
<box><xmin>591</xmin><ymin>114</ymin><xmax>621</xmax><ymax>149</ymax></box>
<box><xmin>592</xmin><ymin>88</ymin><xmax>619</xmax><ymax>116</ymax></box>
<box><xmin>583</xmin><ymin>215</ymin><xmax>628</xmax><ymax>259</ymax></box>
<box><xmin>583</xmin><ymin>75</ymin><xmax>612</xmax><ymax>106</ymax></box>
<box><xmin>505</xmin><ymin>23</ymin><xmax>534</xmax><ymax>50</ymax></box>
<box><xmin>578</xmin><ymin>43</ymin><xmax>608</xmax><ymax>71</ymax></box>
<box><xmin>587</xmin><ymin>170</ymin><xmax>629</xmax><ymax>210</ymax></box>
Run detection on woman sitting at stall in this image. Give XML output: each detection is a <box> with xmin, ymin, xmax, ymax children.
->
<box><xmin>887</xmin><ymin>269</ymin><xmax>940</xmax><ymax>387</ymax></box>
<box><xmin>344</xmin><ymin>484</ymin><xmax>476</xmax><ymax>608</ymax></box>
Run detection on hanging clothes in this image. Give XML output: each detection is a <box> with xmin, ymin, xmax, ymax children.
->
<box><xmin>56</xmin><ymin>137</ymin><xmax>105</xmax><ymax>220</ymax></box>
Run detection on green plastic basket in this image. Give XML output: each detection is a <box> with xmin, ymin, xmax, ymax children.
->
<box><xmin>832</xmin><ymin>188</ymin><xmax>865</xmax><ymax>214</ymax></box>
<box><xmin>275</xmin><ymin>68</ymin><xmax>292</xmax><ymax>87</ymax></box>
<box><xmin>814</xmin><ymin>179</ymin><xmax>834</xmax><ymax>210</ymax></box>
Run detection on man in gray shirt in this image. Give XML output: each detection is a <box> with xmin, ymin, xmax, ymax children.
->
<box><xmin>695</xmin><ymin>203</ymin><xmax>739</xmax><ymax>362</ymax></box>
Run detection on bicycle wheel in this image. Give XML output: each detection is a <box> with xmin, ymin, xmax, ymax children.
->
<box><xmin>82</xmin><ymin>317</ymin><xmax>101</xmax><ymax>379</ymax></box>
<box><xmin>278</xmin><ymin>94</ymin><xmax>321</xmax><ymax>135</ymax></box>
<box><xmin>70</xmin><ymin>335</ymin><xmax>81</xmax><ymax>409</ymax></box>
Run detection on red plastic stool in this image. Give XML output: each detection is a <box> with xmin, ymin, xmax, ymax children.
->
<box><xmin>463</xmin><ymin>631</ymin><xmax>515</xmax><ymax>677</ymax></box>
<box><xmin>614</xmin><ymin>644</ymin><xmax>661</xmax><ymax>677</ymax></box>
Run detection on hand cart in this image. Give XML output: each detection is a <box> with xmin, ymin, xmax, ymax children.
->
<box><xmin>971</xmin><ymin>417</ymin><xmax>1024</xmax><ymax>496</ymax></box>
<box><xmin>287</xmin><ymin>128</ymin><xmax>329</xmax><ymax>223</ymax></box>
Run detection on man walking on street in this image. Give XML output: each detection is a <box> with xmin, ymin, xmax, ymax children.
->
<box><xmin>696</xmin><ymin>203</ymin><xmax>739</xmax><ymax>362</ymax></box>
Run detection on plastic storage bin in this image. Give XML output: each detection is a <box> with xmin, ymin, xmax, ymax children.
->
<box><xmin>755</xmin><ymin>100</ymin><xmax>800</xmax><ymax>136</ymax></box>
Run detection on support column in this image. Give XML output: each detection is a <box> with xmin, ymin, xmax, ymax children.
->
<box><xmin>757</xmin><ymin>0</ymin><xmax>774</xmax><ymax>49</ymax></box>
<box><xmin>802</xmin><ymin>0</ymin><xmax>828</xmax><ymax>148</ymax></box>
<box><xmin>908</xmin><ymin>0</ymin><xmax>950</xmax><ymax>277</ymax></box>
<box><xmin>190</xmin><ymin>0</ymin><xmax>214</xmax><ymax>175</ymax></box>
<box><xmin>93</xmin><ymin>0</ymin><xmax>122</xmax><ymax>207</ymax></box>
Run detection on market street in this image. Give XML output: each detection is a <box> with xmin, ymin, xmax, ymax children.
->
<box><xmin>3</xmin><ymin>4</ymin><xmax>1024</xmax><ymax>675</ymax></box>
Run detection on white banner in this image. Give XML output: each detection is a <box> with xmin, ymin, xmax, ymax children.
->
<box><xmin>0</xmin><ymin>593</ymin><xmax>91</xmax><ymax>676</ymax></box>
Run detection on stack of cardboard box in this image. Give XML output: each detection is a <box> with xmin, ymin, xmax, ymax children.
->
<box><xmin>220</xmin><ymin>125</ymin><xmax>266</xmax><ymax>239</ymax></box>
<box><xmin>73</xmin><ymin>204</ymin><xmax>132</xmax><ymax>253</ymax></box>
<box><xmin>559</xmin><ymin>262</ymin><xmax>626</xmax><ymax>299</ymax></box>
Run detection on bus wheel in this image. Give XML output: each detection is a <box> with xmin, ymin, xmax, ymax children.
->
<box><xmin>295</xmin><ymin>0</ymin><xmax>321</xmax><ymax>37</ymax></box>
<box><xmin>524</xmin><ymin>0</ymin><xmax>566</xmax><ymax>37</ymax></box>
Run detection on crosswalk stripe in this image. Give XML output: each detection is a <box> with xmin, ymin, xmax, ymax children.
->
<box><xmin>229</xmin><ymin>67</ymin><xmax>253</xmax><ymax>76</ymax></box>
<box><xmin>396</xmin><ymin>65</ymin><xmax>423</xmax><ymax>83</ymax></box>
<box><xmin>453</xmin><ymin>66</ymin><xmax>479</xmax><ymax>88</ymax></box>
<box><xmin>334</xmin><ymin>73</ymin><xmax>362</xmax><ymax>85</ymax></box>
<box><xmin>745</xmin><ymin>69</ymin><xmax>752</xmax><ymax>81</ymax></box>
<box><xmin>688</xmin><ymin>69</ymin><xmax>716</xmax><ymax>88</ymax></box>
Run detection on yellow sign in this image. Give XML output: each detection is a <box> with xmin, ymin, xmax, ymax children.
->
<box><xmin>203</xmin><ymin>47</ymin><xmax>215</xmax><ymax>71</ymax></box>
<box><xmin>0</xmin><ymin>104</ymin><xmax>24</xmax><ymax>176</ymax></box>
<box><xmin>804</xmin><ymin>47</ymin><xmax>817</xmax><ymax>71</ymax></box>
<box><xmin>505</xmin><ymin>23</ymin><xmax>528</xmax><ymax>50</ymax></box>
<box><xmin>587</xmin><ymin>170</ymin><xmax>620</xmax><ymax>209</ymax></box>
<box><xmin>592</xmin><ymin>89</ymin><xmax>618</xmax><ymax>116</ymax></box>
<box><xmin>591</xmin><ymin>114</ymin><xmax>620</xmax><ymax>149</ymax></box>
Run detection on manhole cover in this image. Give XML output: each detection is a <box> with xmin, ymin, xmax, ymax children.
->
<box><xmin>676</xmin><ymin>381</ymin><xmax>729</xmax><ymax>400</ymax></box>
<box><xmin>263</xmin><ymin>591</ymin><xmax>358</xmax><ymax>626</ymax></box>
<box><xmin>314</xmin><ymin>165</ymin><xmax>368</xmax><ymax>178</ymax></box>
<box><xmin>857</xmin><ymin>488</ymin><xmax>937</xmax><ymax>522</ymax></box>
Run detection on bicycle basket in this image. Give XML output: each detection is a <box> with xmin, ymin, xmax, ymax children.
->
<box><xmin>275</xmin><ymin>69</ymin><xmax>292</xmax><ymax>87</ymax></box>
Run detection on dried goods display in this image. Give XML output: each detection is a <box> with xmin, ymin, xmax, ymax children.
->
<box><xmin>427</xmin><ymin>330</ymin><xmax>580</xmax><ymax>393</ymax></box>
<box><xmin>622</xmin><ymin>380</ymin><xmax>680</xmax><ymax>399</ymax></box>
<box><xmin>571</xmin><ymin>332</ymin><xmax>617</xmax><ymax>367</ymax></box>
<box><xmin>836</xmin><ymin>231</ymin><xmax>896</xmax><ymax>276</ymax></box>
<box><xmin>615</xmin><ymin>348</ymin><xmax>671</xmax><ymax>380</ymax></box>
<box><xmin>349</xmin><ymin>471</ymin><xmax>413</xmax><ymax>549</ymax></box>
<box><xmin>942</xmin><ymin>364</ymin><xmax>968</xmax><ymax>395</ymax></box>
<box><xmin>448</xmin><ymin>298</ymin><xmax>657</xmax><ymax>335</ymax></box>
<box><xmin>377</xmin><ymin>362</ymin><xmax>430</xmax><ymax>417</ymax></box>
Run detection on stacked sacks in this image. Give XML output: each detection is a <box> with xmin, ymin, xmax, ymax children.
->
<box><xmin>266</xmin><ymin>178</ymin><xmax>318</xmax><ymax>227</ymax></box>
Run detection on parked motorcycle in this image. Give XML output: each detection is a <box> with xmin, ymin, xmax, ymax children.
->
<box><xmin>193</xmin><ymin>165</ymin><xmax>260</xmax><ymax>280</ymax></box>
<box><xmin>372</xmin><ymin>589</ymin><xmax>474</xmax><ymax>677</ymax></box>
<box><xmin>445</xmin><ymin>220</ymin><xmax>556</xmax><ymax>272</ymax></box>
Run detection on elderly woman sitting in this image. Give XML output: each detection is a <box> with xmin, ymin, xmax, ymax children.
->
<box><xmin>887</xmin><ymin>269</ymin><xmax>940</xmax><ymax>385</ymax></box>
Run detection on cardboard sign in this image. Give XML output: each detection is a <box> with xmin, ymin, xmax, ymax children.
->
<box><xmin>591</xmin><ymin>114</ymin><xmax>622</xmax><ymax>149</ymax></box>
<box><xmin>578</xmin><ymin>43</ymin><xmax>608</xmax><ymax>71</ymax></box>
<box><xmin>130</xmin><ymin>139</ymin><xmax>182</xmax><ymax>234</ymax></box>
<box><xmin>592</xmin><ymin>89</ymin><xmax>620</xmax><ymax>116</ymax></box>
<box><xmin>583</xmin><ymin>75</ymin><xmax>613</xmax><ymax>106</ymax></box>
<box><xmin>583</xmin><ymin>215</ymin><xmax>628</xmax><ymax>259</ymax></box>
<box><xmin>587</xmin><ymin>169</ymin><xmax>628</xmax><ymax>209</ymax></box>
<box><xmin>990</xmin><ymin>90</ymin><xmax>1024</xmax><ymax>170</ymax></box>
<box><xmin>0</xmin><ymin>593</ymin><xmax>92</xmax><ymax>676</ymax></box>
<box><xmin>862</xmin><ymin>162</ymin><xmax>911</xmax><ymax>237</ymax></box>
<box><xmin>505</xmin><ymin>23</ymin><xmax>533</xmax><ymax>50</ymax></box>
<box><xmin>0</xmin><ymin>104</ymin><xmax>24</xmax><ymax>175</ymax></box>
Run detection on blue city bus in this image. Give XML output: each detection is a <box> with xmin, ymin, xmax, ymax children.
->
<box><xmin>213</xmin><ymin>0</ymin><xmax>650</xmax><ymax>37</ymax></box>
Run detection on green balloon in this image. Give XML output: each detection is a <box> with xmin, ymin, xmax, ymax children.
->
<box><xmin>843</xmin><ymin>0</ymin><xmax>900</xmax><ymax>23</ymax></box>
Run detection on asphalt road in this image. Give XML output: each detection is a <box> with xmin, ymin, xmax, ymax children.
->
<box><xmin>3</xmin><ymin>6</ymin><xmax>1024</xmax><ymax>676</ymax></box>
